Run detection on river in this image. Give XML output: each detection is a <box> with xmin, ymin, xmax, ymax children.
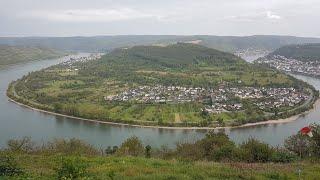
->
<box><xmin>1</xmin><ymin>55</ymin><xmax>320</xmax><ymax>148</ymax></box>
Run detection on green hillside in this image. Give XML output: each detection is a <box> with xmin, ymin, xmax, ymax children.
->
<box><xmin>0</xmin><ymin>45</ymin><xmax>64</xmax><ymax>67</ymax></box>
<box><xmin>8</xmin><ymin>44</ymin><xmax>317</xmax><ymax>127</ymax></box>
<box><xmin>270</xmin><ymin>43</ymin><xmax>320</xmax><ymax>62</ymax></box>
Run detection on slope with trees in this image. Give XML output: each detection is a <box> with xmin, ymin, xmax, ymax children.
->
<box><xmin>0</xmin><ymin>45</ymin><xmax>64</xmax><ymax>67</ymax></box>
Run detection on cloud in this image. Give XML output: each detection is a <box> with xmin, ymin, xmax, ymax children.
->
<box><xmin>266</xmin><ymin>11</ymin><xmax>281</xmax><ymax>19</ymax></box>
<box><xmin>22</xmin><ymin>8</ymin><xmax>163</xmax><ymax>22</ymax></box>
<box><xmin>223</xmin><ymin>11</ymin><xmax>282</xmax><ymax>22</ymax></box>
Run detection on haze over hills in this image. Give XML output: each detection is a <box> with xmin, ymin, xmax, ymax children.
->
<box><xmin>1</xmin><ymin>35</ymin><xmax>320</xmax><ymax>53</ymax></box>
<box><xmin>0</xmin><ymin>45</ymin><xmax>63</xmax><ymax>67</ymax></box>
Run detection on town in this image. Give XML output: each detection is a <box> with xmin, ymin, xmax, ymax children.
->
<box><xmin>256</xmin><ymin>55</ymin><xmax>320</xmax><ymax>77</ymax></box>
<box><xmin>105</xmin><ymin>85</ymin><xmax>309</xmax><ymax>113</ymax></box>
<box><xmin>60</xmin><ymin>53</ymin><xmax>103</xmax><ymax>70</ymax></box>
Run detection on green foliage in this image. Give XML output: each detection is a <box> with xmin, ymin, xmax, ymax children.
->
<box><xmin>285</xmin><ymin>133</ymin><xmax>312</xmax><ymax>158</ymax></box>
<box><xmin>239</xmin><ymin>138</ymin><xmax>273</xmax><ymax>163</ymax></box>
<box><xmin>196</xmin><ymin>131</ymin><xmax>236</xmax><ymax>161</ymax></box>
<box><xmin>7</xmin><ymin>136</ymin><xmax>36</xmax><ymax>153</ymax></box>
<box><xmin>117</xmin><ymin>136</ymin><xmax>144</xmax><ymax>156</ymax></box>
<box><xmin>285</xmin><ymin>124</ymin><xmax>320</xmax><ymax>158</ymax></box>
<box><xmin>0</xmin><ymin>152</ymin><xmax>23</xmax><ymax>176</ymax></box>
<box><xmin>105</xmin><ymin>146</ymin><xmax>119</xmax><ymax>155</ymax></box>
<box><xmin>6</xmin><ymin>137</ymin><xmax>98</xmax><ymax>156</ymax></box>
<box><xmin>56</xmin><ymin>157</ymin><xmax>88</xmax><ymax>180</ymax></box>
<box><xmin>145</xmin><ymin>145</ymin><xmax>152</xmax><ymax>158</ymax></box>
<box><xmin>45</xmin><ymin>138</ymin><xmax>99</xmax><ymax>155</ymax></box>
<box><xmin>270</xmin><ymin>148</ymin><xmax>297</xmax><ymax>163</ymax></box>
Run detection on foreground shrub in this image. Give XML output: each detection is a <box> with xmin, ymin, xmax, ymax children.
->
<box><xmin>0</xmin><ymin>152</ymin><xmax>23</xmax><ymax>176</ymax></box>
<box><xmin>197</xmin><ymin>131</ymin><xmax>236</xmax><ymax>161</ymax></box>
<box><xmin>117</xmin><ymin>136</ymin><xmax>144</xmax><ymax>156</ymax></box>
<box><xmin>240</xmin><ymin>138</ymin><xmax>273</xmax><ymax>163</ymax></box>
<box><xmin>56</xmin><ymin>157</ymin><xmax>88</xmax><ymax>179</ymax></box>
<box><xmin>271</xmin><ymin>148</ymin><xmax>297</xmax><ymax>163</ymax></box>
<box><xmin>46</xmin><ymin>138</ymin><xmax>99</xmax><ymax>155</ymax></box>
<box><xmin>285</xmin><ymin>133</ymin><xmax>312</xmax><ymax>158</ymax></box>
<box><xmin>7</xmin><ymin>136</ymin><xmax>36</xmax><ymax>153</ymax></box>
<box><xmin>175</xmin><ymin>131</ymin><xmax>236</xmax><ymax>161</ymax></box>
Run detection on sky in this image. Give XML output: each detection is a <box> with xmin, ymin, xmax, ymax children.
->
<box><xmin>1</xmin><ymin>0</ymin><xmax>319</xmax><ymax>37</ymax></box>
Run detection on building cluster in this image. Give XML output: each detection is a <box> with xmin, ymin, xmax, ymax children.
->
<box><xmin>256</xmin><ymin>55</ymin><xmax>320</xmax><ymax>77</ymax></box>
<box><xmin>105</xmin><ymin>85</ymin><xmax>206</xmax><ymax>103</ymax></box>
<box><xmin>235</xmin><ymin>48</ymin><xmax>270</xmax><ymax>58</ymax></box>
<box><xmin>61</xmin><ymin>53</ymin><xmax>103</xmax><ymax>70</ymax></box>
<box><xmin>105</xmin><ymin>85</ymin><xmax>309</xmax><ymax>113</ymax></box>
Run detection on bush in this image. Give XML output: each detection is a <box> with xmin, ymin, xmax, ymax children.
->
<box><xmin>46</xmin><ymin>138</ymin><xmax>99</xmax><ymax>155</ymax></box>
<box><xmin>117</xmin><ymin>136</ymin><xmax>144</xmax><ymax>156</ymax></box>
<box><xmin>56</xmin><ymin>157</ymin><xmax>88</xmax><ymax>179</ymax></box>
<box><xmin>285</xmin><ymin>132</ymin><xmax>313</xmax><ymax>158</ymax></box>
<box><xmin>174</xmin><ymin>131</ymin><xmax>236</xmax><ymax>161</ymax></box>
<box><xmin>175</xmin><ymin>142</ymin><xmax>204</xmax><ymax>161</ymax></box>
<box><xmin>145</xmin><ymin>145</ymin><xmax>152</xmax><ymax>158</ymax></box>
<box><xmin>7</xmin><ymin>136</ymin><xmax>36</xmax><ymax>153</ymax></box>
<box><xmin>197</xmin><ymin>131</ymin><xmax>236</xmax><ymax>161</ymax></box>
<box><xmin>105</xmin><ymin>146</ymin><xmax>119</xmax><ymax>155</ymax></box>
<box><xmin>271</xmin><ymin>148</ymin><xmax>297</xmax><ymax>163</ymax></box>
<box><xmin>0</xmin><ymin>152</ymin><xmax>23</xmax><ymax>176</ymax></box>
<box><xmin>240</xmin><ymin>138</ymin><xmax>273</xmax><ymax>163</ymax></box>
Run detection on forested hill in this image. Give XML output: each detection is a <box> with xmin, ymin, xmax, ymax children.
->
<box><xmin>1</xmin><ymin>35</ymin><xmax>320</xmax><ymax>53</ymax></box>
<box><xmin>80</xmin><ymin>43</ymin><xmax>296</xmax><ymax>88</ymax></box>
<box><xmin>0</xmin><ymin>45</ymin><xmax>63</xmax><ymax>67</ymax></box>
<box><xmin>269</xmin><ymin>43</ymin><xmax>320</xmax><ymax>62</ymax></box>
<box><xmin>105</xmin><ymin>43</ymin><xmax>244</xmax><ymax>67</ymax></box>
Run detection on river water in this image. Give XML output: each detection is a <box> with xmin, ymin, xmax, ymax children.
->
<box><xmin>1</xmin><ymin>55</ymin><xmax>320</xmax><ymax>148</ymax></box>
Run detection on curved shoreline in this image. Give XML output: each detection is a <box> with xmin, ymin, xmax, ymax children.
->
<box><xmin>7</xmin><ymin>95</ymin><xmax>319</xmax><ymax>130</ymax></box>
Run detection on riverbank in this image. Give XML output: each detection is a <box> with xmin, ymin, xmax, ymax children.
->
<box><xmin>7</xmin><ymin>91</ymin><xmax>319</xmax><ymax>130</ymax></box>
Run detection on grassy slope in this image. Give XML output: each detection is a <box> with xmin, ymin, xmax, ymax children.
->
<box><xmin>0</xmin><ymin>45</ymin><xmax>63</xmax><ymax>67</ymax></box>
<box><xmin>269</xmin><ymin>44</ymin><xmax>320</xmax><ymax>62</ymax></box>
<box><xmin>6</xmin><ymin>154</ymin><xmax>320</xmax><ymax>179</ymax></box>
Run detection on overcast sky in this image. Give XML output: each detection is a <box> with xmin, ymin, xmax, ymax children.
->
<box><xmin>1</xmin><ymin>0</ymin><xmax>319</xmax><ymax>37</ymax></box>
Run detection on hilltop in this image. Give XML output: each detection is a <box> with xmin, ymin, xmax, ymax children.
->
<box><xmin>0</xmin><ymin>45</ymin><xmax>63</xmax><ymax>67</ymax></box>
<box><xmin>8</xmin><ymin>44</ymin><xmax>317</xmax><ymax>127</ymax></box>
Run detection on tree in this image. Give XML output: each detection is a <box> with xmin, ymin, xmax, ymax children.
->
<box><xmin>117</xmin><ymin>136</ymin><xmax>144</xmax><ymax>156</ymax></box>
<box><xmin>240</xmin><ymin>138</ymin><xmax>273</xmax><ymax>163</ymax></box>
<box><xmin>145</xmin><ymin>145</ymin><xmax>152</xmax><ymax>158</ymax></box>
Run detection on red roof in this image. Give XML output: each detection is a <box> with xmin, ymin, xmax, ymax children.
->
<box><xmin>300</xmin><ymin>126</ymin><xmax>312</xmax><ymax>135</ymax></box>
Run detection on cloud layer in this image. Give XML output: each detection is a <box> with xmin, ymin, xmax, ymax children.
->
<box><xmin>0</xmin><ymin>0</ymin><xmax>319</xmax><ymax>37</ymax></box>
<box><xmin>25</xmin><ymin>8</ymin><xmax>163</xmax><ymax>22</ymax></box>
